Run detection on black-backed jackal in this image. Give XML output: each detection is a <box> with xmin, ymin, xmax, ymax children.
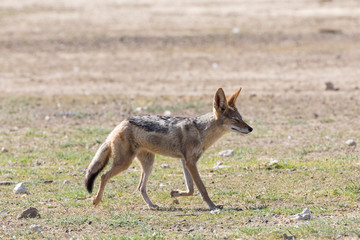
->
<box><xmin>85</xmin><ymin>88</ymin><xmax>252</xmax><ymax>210</ymax></box>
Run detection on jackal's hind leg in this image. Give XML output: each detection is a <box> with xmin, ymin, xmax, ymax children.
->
<box><xmin>171</xmin><ymin>159</ymin><xmax>194</xmax><ymax>197</ymax></box>
<box><xmin>93</xmin><ymin>154</ymin><xmax>134</xmax><ymax>206</ymax></box>
<box><xmin>137</xmin><ymin>151</ymin><xmax>158</xmax><ymax>209</ymax></box>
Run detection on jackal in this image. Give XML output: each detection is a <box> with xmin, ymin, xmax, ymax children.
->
<box><xmin>85</xmin><ymin>88</ymin><xmax>252</xmax><ymax>210</ymax></box>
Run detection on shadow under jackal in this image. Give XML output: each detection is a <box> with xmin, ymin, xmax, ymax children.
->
<box><xmin>85</xmin><ymin>88</ymin><xmax>252</xmax><ymax>210</ymax></box>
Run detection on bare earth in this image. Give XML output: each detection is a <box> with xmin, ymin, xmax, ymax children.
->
<box><xmin>1</xmin><ymin>0</ymin><xmax>360</xmax><ymax>96</ymax></box>
<box><xmin>1</xmin><ymin>0</ymin><xmax>360</xmax><ymax>239</ymax></box>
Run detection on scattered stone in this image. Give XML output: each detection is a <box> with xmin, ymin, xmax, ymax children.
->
<box><xmin>1</xmin><ymin>147</ymin><xmax>8</xmax><ymax>153</ymax></box>
<box><xmin>283</xmin><ymin>233</ymin><xmax>296</xmax><ymax>240</ymax></box>
<box><xmin>266</xmin><ymin>159</ymin><xmax>280</xmax><ymax>169</ymax></box>
<box><xmin>173</xmin><ymin>199</ymin><xmax>179</xmax><ymax>205</ymax></box>
<box><xmin>232</xmin><ymin>27</ymin><xmax>240</xmax><ymax>34</ymax></box>
<box><xmin>325</xmin><ymin>81</ymin><xmax>339</xmax><ymax>91</ymax></box>
<box><xmin>13</xmin><ymin>183</ymin><xmax>29</xmax><ymax>194</ymax></box>
<box><xmin>44</xmin><ymin>115</ymin><xmax>50</xmax><ymax>121</ymax></box>
<box><xmin>313</xmin><ymin>113</ymin><xmax>319</xmax><ymax>118</ymax></box>
<box><xmin>159</xmin><ymin>183</ymin><xmax>166</xmax><ymax>187</ymax></box>
<box><xmin>163</xmin><ymin>110</ymin><xmax>172</xmax><ymax>116</ymax></box>
<box><xmin>43</xmin><ymin>180</ymin><xmax>53</xmax><ymax>184</ymax></box>
<box><xmin>73</xmin><ymin>66</ymin><xmax>79</xmax><ymax>72</ymax></box>
<box><xmin>135</xmin><ymin>107</ymin><xmax>142</xmax><ymax>113</ymax></box>
<box><xmin>10</xmin><ymin>126</ymin><xmax>19</xmax><ymax>132</ymax></box>
<box><xmin>325</xmin><ymin>136</ymin><xmax>331</xmax><ymax>140</ymax></box>
<box><xmin>292</xmin><ymin>208</ymin><xmax>310</xmax><ymax>221</ymax></box>
<box><xmin>17</xmin><ymin>207</ymin><xmax>40</xmax><ymax>219</ymax></box>
<box><xmin>345</xmin><ymin>139</ymin><xmax>356</xmax><ymax>147</ymax></box>
<box><xmin>212</xmin><ymin>63</ymin><xmax>218</xmax><ymax>69</ymax></box>
<box><xmin>218</xmin><ymin>149</ymin><xmax>234</xmax><ymax>157</ymax></box>
<box><xmin>0</xmin><ymin>181</ymin><xmax>15</xmax><ymax>185</ymax></box>
<box><xmin>210</xmin><ymin>209</ymin><xmax>221</xmax><ymax>214</ymax></box>
<box><xmin>63</xmin><ymin>180</ymin><xmax>70</xmax><ymax>184</ymax></box>
<box><xmin>159</xmin><ymin>163</ymin><xmax>170</xmax><ymax>169</ymax></box>
<box><xmin>319</xmin><ymin>28</ymin><xmax>342</xmax><ymax>35</ymax></box>
<box><xmin>213</xmin><ymin>161</ymin><xmax>229</xmax><ymax>169</ymax></box>
<box><xmin>30</xmin><ymin>225</ymin><xmax>41</xmax><ymax>232</ymax></box>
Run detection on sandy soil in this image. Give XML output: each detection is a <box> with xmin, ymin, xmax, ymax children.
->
<box><xmin>0</xmin><ymin>0</ymin><xmax>360</xmax><ymax>97</ymax></box>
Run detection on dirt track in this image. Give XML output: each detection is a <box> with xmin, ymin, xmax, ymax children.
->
<box><xmin>1</xmin><ymin>0</ymin><xmax>360</xmax><ymax>96</ymax></box>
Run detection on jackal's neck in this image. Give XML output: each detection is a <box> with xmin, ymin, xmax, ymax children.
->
<box><xmin>194</xmin><ymin>112</ymin><xmax>227</xmax><ymax>150</ymax></box>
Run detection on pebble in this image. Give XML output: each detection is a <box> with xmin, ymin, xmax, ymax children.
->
<box><xmin>163</xmin><ymin>110</ymin><xmax>172</xmax><ymax>116</ymax></box>
<box><xmin>218</xmin><ymin>149</ymin><xmax>234</xmax><ymax>157</ymax></box>
<box><xmin>63</xmin><ymin>180</ymin><xmax>70</xmax><ymax>184</ymax></box>
<box><xmin>213</xmin><ymin>161</ymin><xmax>229</xmax><ymax>169</ymax></box>
<box><xmin>283</xmin><ymin>233</ymin><xmax>296</xmax><ymax>240</ymax></box>
<box><xmin>212</xmin><ymin>63</ymin><xmax>219</xmax><ymax>69</ymax></box>
<box><xmin>30</xmin><ymin>225</ymin><xmax>41</xmax><ymax>232</ymax></box>
<box><xmin>292</xmin><ymin>208</ymin><xmax>310</xmax><ymax>221</ymax></box>
<box><xmin>159</xmin><ymin>164</ymin><xmax>170</xmax><ymax>169</ymax></box>
<box><xmin>345</xmin><ymin>139</ymin><xmax>356</xmax><ymax>147</ymax></box>
<box><xmin>1</xmin><ymin>147</ymin><xmax>8</xmax><ymax>153</ymax></box>
<box><xmin>13</xmin><ymin>183</ymin><xmax>28</xmax><ymax>194</ymax></box>
<box><xmin>210</xmin><ymin>209</ymin><xmax>221</xmax><ymax>214</ymax></box>
<box><xmin>17</xmin><ymin>207</ymin><xmax>40</xmax><ymax>219</ymax></box>
<box><xmin>325</xmin><ymin>81</ymin><xmax>339</xmax><ymax>91</ymax></box>
<box><xmin>232</xmin><ymin>27</ymin><xmax>240</xmax><ymax>34</ymax></box>
<box><xmin>44</xmin><ymin>115</ymin><xmax>50</xmax><ymax>121</ymax></box>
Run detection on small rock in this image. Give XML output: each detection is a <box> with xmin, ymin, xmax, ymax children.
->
<box><xmin>173</xmin><ymin>199</ymin><xmax>179</xmax><ymax>205</ymax></box>
<box><xmin>159</xmin><ymin>183</ymin><xmax>166</xmax><ymax>187</ymax></box>
<box><xmin>232</xmin><ymin>27</ymin><xmax>240</xmax><ymax>34</ymax></box>
<box><xmin>283</xmin><ymin>233</ymin><xmax>296</xmax><ymax>240</ymax></box>
<box><xmin>1</xmin><ymin>147</ymin><xmax>8</xmax><ymax>153</ymax></box>
<box><xmin>63</xmin><ymin>180</ymin><xmax>70</xmax><ymax>184</ymax></box>
<box><xmin>135</xmin><ymin>107</ymin><xmax>142</xmax><ymax>113</ymax></box>
<box><xmin>13</xmin><ymin>183</ymin><xmax>28</xmax><ymax>194</ymax></box>
<box><xmin>292</xmin><ymin>208</ymin><xmax>310</xmax><ymax>221</ymax></box>
<box><xmin>218</xmin><ymin>149</ymin><xmax>234</xmax><ymax>157</ymax></box>
<box><xmin>266</xmin><ymin>159</ymin><xmax>280</xmax><ymax>169</ymax></box>
<box><xmin>163</xmin><ymin>110</ymin><xmax>172</xmax><ymax>116</ymax></box>
<box><xmin>210</xmin><ymin>209</ymin><xmax>221</xmax><ymax>214</ymax></box>
<box><xmin>325</xmin><ymin>81</ymin><xmax>339</xmax><ymax>91</ymax></box>
<box><xmin>30</xmin><ymin>225</ymin><xmax>41</xmax><ymax>232</ymax></box>
<box><xmin>159</xmin><ymin>164</ymin><xmax>170</xmax><ymax>169</ymax></box>
<box><xmin>345</xmin><ymin>139</ymin><xmax>356</xmax><ymax>147</ymax></box>
<box><xmin>44</xmin><ymin>115</ymin><xmax>50</xmax><ymax>121</ymax></box>
<box><xmin>73</xmin><ymin>66</ymin><xmax>79</xmax><ymax>72</ymax></box>
<box><xmin>212</xmin><ymin>63</ymin><xmax>218</xmax><ymax>69</ymax></box>
<box><xmin>17</xmin><ymin>207</ymin><xmax>40</xmax><ymax>219</ymax></box>
<box><xmin>213</xmin><ymin>161</ymin><xmax>229</xmax><ymax>169</ymax></box>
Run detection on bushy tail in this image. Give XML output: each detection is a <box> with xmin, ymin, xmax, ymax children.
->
<box><xmin>85</xmin><ymin>142</ymin><xmax>111</xmax><ymax>193</ymax></box>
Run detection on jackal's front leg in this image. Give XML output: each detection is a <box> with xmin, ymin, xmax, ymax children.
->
<box><xmin>171</xmin><ymin>159</ymin><xmax>194</xmax><ymax>197</ymax></box>
<box><xmin>185</xmin><ymin>159</ymin><xmax>222</xmax><ymax>210</ymax></box>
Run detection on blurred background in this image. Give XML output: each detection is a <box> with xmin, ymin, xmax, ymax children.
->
<box><xmin>1</xmin><ymin>0</ymin><xmax>359</xmax><ymax>96</ymax></box>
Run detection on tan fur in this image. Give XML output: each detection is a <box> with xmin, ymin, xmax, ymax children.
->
<box><xmin>85</xmin><ymin>88</ymin><xmax>252</xmax><ymax>210</ymax></box>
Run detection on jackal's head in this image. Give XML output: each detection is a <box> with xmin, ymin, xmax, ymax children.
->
<box><xmin>213</xmin><ymin>88</ymin><xmax>253</xmax><ymax>134</ymax></box>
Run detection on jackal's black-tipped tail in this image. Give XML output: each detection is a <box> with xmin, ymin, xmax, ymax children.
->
<box><xmin>85</xmin><ymin>142</ymin><xmax>111</xmax><ymax>193</ymax></box>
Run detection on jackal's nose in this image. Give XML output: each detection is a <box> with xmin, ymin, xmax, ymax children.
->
<box><xmin>248</xmin><ymin>127</ymin><xmax>253</xmax><ymax>132</ymax></box>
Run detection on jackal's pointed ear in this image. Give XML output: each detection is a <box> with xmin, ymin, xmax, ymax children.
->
<box><xmin>213</xmin><ymin>88</ymin><xmax>228</xmax><ymax>112</ymax></box>
<box><xmin>227</xmin><ymin>87</ymin><xmax>242</xmax><ymax>107</ymax></box>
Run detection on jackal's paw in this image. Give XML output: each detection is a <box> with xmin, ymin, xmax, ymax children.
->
<box><xmin>92</xmin><ymin>197</ymin><xmax>101</xmax><ymax>207</ymax></box>
<box><xmin>148</xmin><ymin>204</ymin><xmax>160</xmax><ymax>210</ymax></box>
<box><xmin>210</xmin><ymin>204</ymin><xmax>224</xmax><ymax>210</ymax></box>
<box><xmin>170</xmin><ymin>190</ymin><xmax>180</xmax><ymax>197</ymax></box>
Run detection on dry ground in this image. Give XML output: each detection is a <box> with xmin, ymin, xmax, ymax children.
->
<box><xmin>0</xmin><ymin>0</ymin><xmax>360</xmax><ymax>239</ymax></box>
